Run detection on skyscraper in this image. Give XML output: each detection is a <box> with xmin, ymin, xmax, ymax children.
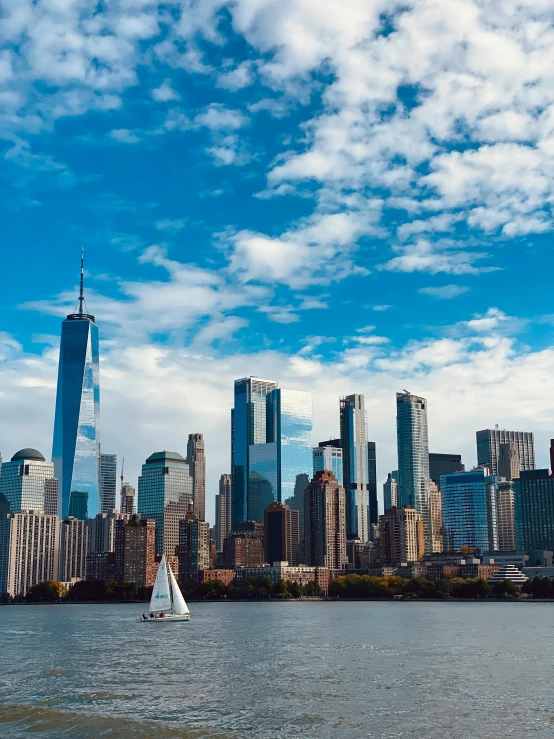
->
<box><xmin>87</xmin><ymin>510</ymin><xmax>125</xmax><ymax>554</ymax></box>
<box><xmin>60</xmin><ymin>517</ymin><xmax>89</xmax><ymax>582</ymax></box>
<box><xmin>476</xmin><ymin>429</ymin><xmax>534</xmax><ymax>477</ymax></box>
<box><xmin>313</xmin><ymin>444</ymin><xmax>343</xmax><ymax>486</ymax></box>
<box><xmin>441</xmin><ymin>469</ymin><xmax>498</xmax><ymax>552</ymax></box>
<box><xmin>100</xmin><ymin>454</ymin><xmax>117</xmax><ymax>513</ymax></box>
<box><xmin>120</xmin><ymin>483</ymin><xmax>136</xmax><ymax>516</ymax></box>
<box><xmin>498</xmin><ymin>442</ymin><xmax>520</xmax><ymax>481</ymax></box>
<box><xmin>429</xmin><ymin>481</ymin><xmax>443</xmax><ymax>553</ymax></box>
<box><xmin>514</xmin><ymin>470</ymin><xmax>554</xmax><ymax>554</ymax></box>
<box><xmin>264</xmin><ymin>501</ymin><xmax>299</xmax><ymax>565</ymax></box>
<box><xmin>52</xmin><ymin>250</ymin><xmax>100</xmax><ymax>520</ymax></box>
<box><xmin>232</xmin><ymin>377</ymin><xmax>278</xmax><ymax>524</ymax></box>
<box><xmin>379</xmin><ymin>507</ymin><xmax>424</xmax><ymax>564</ymax></box>
<box><xmin>179</xmin><ymin>504</ymin><xmax>210</xmax><ymax>573</ymax></box>
<box><xmin>367</xmin><ymin>441</ymin><xmax>378</xmax><ymax>535</ymax></box>
<box><xmin>305</xmin><ymin>471</ymin><xmax>347</xmax><ymax>569</ymax></box>
<box><xmin>429</xmin><ymin>453</ymin><xmax>463</xmax><ymax>487</ymax></box>
<box><xmin>187</xmin><ymin>433</ymin><xmax>206</xmax><ymax>521</ymax></box>
<box><xmin>215</xmin><ymin>473</ymin><xmax>231</xmax><ymax>552</ymax></box>
<box><xmin>137</xmin><ymin>451</ymin><xmax>193</xmax><ymax>556</ymax></box>
<box><xmin>383</xmin><ymin>472</ymin><xmax>398</xmax><ymax>512</ymax></box>
<box><xmin>340</xmin><ymin>394</ymin><xmax>369</xmax><ymax>542</ymax></box>
<box><xmin>0</xmin><ymin>448</ymin><xmax>58</xmax><ymax>515</ymax></box>
<box><xmin>496</xmin><ymin>481</ymin><xmax>516</xmax><ymax>551</ymax></box>
<box><xmin>396</xmin><ymin>391</ymin><xmax>431</xmax><ymax>551</ymax></box>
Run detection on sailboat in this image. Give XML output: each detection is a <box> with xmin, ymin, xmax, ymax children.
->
<box><xmin>140</xmin><ymin>555</ymin><xmax>190</xmax><ymax>622</ymax></box>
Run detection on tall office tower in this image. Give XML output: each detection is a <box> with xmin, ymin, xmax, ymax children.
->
<box><xmin>498</xmin><ymin>443</ymin><xmax>520</xmax><ymax>481</ymax></box>
<box><xmin>0</xmin><ymin>448</ymin><xmax>58</xmax><ymax>515</ymax></box>
<box><xmin>137</xmin><ymin>451</ymin><xmax>193</xmax><ymax>556</ymax></box>
<box><xmin>60</xmin><ymin>517</ymin><xmax>89</xmax><ymax>581</ymax></box>
<box><xmin>214</xmin><ymin>474</ymin><xmax>231</xmax><ymax>552</ymax></box>
<box><xmin>305</xmin><ymin>471</ymin><xmax>348</xmax><ymax>569</ymax></box>
<box><xmin>100</xmin><ymin>454</ymin><xmax>117</xmax><ymax>513</ymax></box>
<box><xmin>429</xmin><ymin>453</ymin><xmax>463</xmax><ymax>488</ymax></box>
<box><xmin>496</xmin><ymin>481</ymin><xmax>516</xmax><ymax>551</ymax></box>
<box><xmin>476</xmin><ymin>429</ymin><xmax>535</xmax><ymax>477</ymax></box>
<box><xmin>514</xmin><ymin>470</ymin><xmax>554</xmax><ymax>554</ymax></box>
<box><xmin>231</xmin><ymin>377</ymin><xmax>278</xmax><ymax>525</ymax></box>
<box><xmin>52</xmin><ymin>250</ymin><xmax>100</xmax><ymax>521</ymax></box>
<box><xmin>120</xmin><ymin>483</ymin><xmax>135</xmax><ymax>516</ymax></box>
<box><xmin>396</xmin><ymin>391</ymin><xmax>431</xmax><ymax>552</ymax></box>
<box><xmin>178</xmin><ymin>504</ymin><xmax>210</xmax><ymax>573</ymax></box>
<box><xmin>441</xmin><ymin>469</ymin><xmax>498</xmax><ymax>552</ymax></box>
<box><xmin>340</xmin><ymin>394</ymin><xmax>369</xmax><ymax>542</ymax></box>
<box><xmin>264</xmin><ymin>501</ymin><xmax>300</xmax><ymax>565</ymax></box>
<box><xmin>0</xmin><ymin>512</ymin><xmax>61</xmax><ymax>597</ymax></box>
<box><xmin>428</xmin><ymin>481</ymin><xmax>444</xmax><ymax>553</ymax></box>
<box><xmin>383</xmin><ymin>472</ymin><xmax>398</xmax><ymax>512</ymax></box>
<box><xmin>247</xmin><ymin>388</ymin><xmax>313</xmax><ymax>522</ymax></box>
<box><xmin>367</xmin><ymin>442</ymin><xmax>378</xmax><ymax>536</ymax></box>
<box><xmin>114</xmin><ymin>516</ymin><xmax>156</xmax><ymax>587</ymax></box>
<box><xmin>187</xmin><ymin>433</ymin><xmax>206</xmax><ymax>521</ymax></box>
<box><xmin>379</xmin><ymin>506</ymin><xmax>424</xmax><ymax>564</ymax></box>
<box><xmin>87</xmin><ymin>510</ymin><xmax>125</xmax><ymax>554</ymax></box>
<box><xmin>313</xmin><ymin>444</ymin><xmax>343</xmax><ymax>486</ymax></box>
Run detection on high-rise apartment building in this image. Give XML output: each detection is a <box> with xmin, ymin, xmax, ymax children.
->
<box><xmin>223</xmin><ymin>522</ymin><xmax>265</xmax><ymax>568</ymax></box>
<box><xmin>187</xmin><ymin>433</ymin><xmax>206</xmax><ymax>521</ymax></box>
<box><xmin>264</xmin><ymin>501</ymin><xmax>300</xmax><ymax>565</ymax></box>
<box><xmin>215</xmin><ymin>473</ymin><xmax>231</xmax><ymax>552</ymax></box>
<box><xmin>340</xmin><ymin>394</ymin><xmax>369</xmax><ymax>542</ymax></box>
<box><xmin>305</xmin><ymin>471</ymin><xmax>348</xmax><ymax>570</ymax></box>
<box><xmin>231</xmin><ymin>377</ymin><xmax>278</xmax><ymax>525</ymax></box>
<box><xmin>396</xmin><ymin>391</ymin><xmax>431</xmax><ymax>551</ymax></box>
<box><xmin>476</xmin><ymin>429</ymin><xmax>535</xmax><ymax>477</ymax></box>
<box><xmin>514</xmin><ymin>470</ymin><xmax>554</xmax><ymax>554</ymax></box>
<box><xmin>429</xmin><ymin>453</ymin><xmax>463</xmax><ymax>487</ymax></box>
<box><xmin>52</xmin><ymin>251</ymin><xmax>100</xmax><ymax>520</ymax></box>
<box><xmin>429</xmin><ymin>481</ymin><xmax>443</xmax><ymax>553</ymax></box>
<box><xmin>100</xmin><ymin>454</ymin><xmax>117</xmax><ymax>514</ymax></box>
<box><xmin>87</xmin><ymin>510</ymin><xmax>125</xmax><ymax>554</ymax></box>
<box><xmin>120</xmin><ymin>483</ymin><xmax>135</xmax><ymax>516</ymax></box>
<box><xmin>379</xmin><ymin>506</ymin><xmax>425</xmax><ymax>564</ymax></box>
<box><xmin>137</xmin><ymin>451</ymin><xmax>193</xmax><ymax>556</ymax></box>
<box><xmin>441</xmin><ymin>469</ymin><xmax>498</xmax><ymax>552</ymax></box>
<box><xmin>496</xmin><ymin>481</ymin><xmax>516</xmax><ymax>551</ymax></box>
<box><xmin>0</xmin><ymin>512</ymin><xmax>61</xmax><ymax>597</ymax></box>
<box><xmin>0</xmin><ymin>448</ymin><xmax>58</xmax><ymax>515</ymax></box>
<box><xmin>367</xmin><ymin>441</ymin><xmax>378</xmax><ymax>535</ymax></box>
<box><xmin>114</xmin><ymin>516</ymin><xmax>156</xmax><ymax>588</ymax></box>
<box><xmin>383</xmin><ymin>472</ymin><xmax>398</xmax><ymax>512</ymax></box>
<box><xmin>60</xmin><ymin>517</ymin><xmax>89</xmax><ymax>581</ymax></box>
<box><xmin>498</xmin><ymin>443</ymin><xmax>520</xmax><ymax>481</ymax></box>
<box><xmin>178</xmin><ymin>504</ymin><xmax>210</xmax><ymax>573</ymax></box>
<box><xmin>313</xmin><ymin>444</ymin><xmax>343</xmax><ymax>486</ymax></box>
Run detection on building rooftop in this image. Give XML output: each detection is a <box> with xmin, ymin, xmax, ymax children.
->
<box><xmin>145</xmin><ymin>451</ymin><xmax>186</xmax><ymax>464</ymax></box>
<box><xmin>10</xmin><ymin>448</ymin><xmax>46</xmax><ymax>462</ymax></box>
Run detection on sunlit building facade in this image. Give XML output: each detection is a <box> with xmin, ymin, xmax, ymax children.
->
<box><xmin>496</xmin><ymin>480</ymin><xmax>516</xmax><ymax>551</ymax></box>
<box><xmin>476</xmin><ymin>429</ymin><xmax>534</xmax><ymax>477</ymax></box>
<box><xmin>0</xmin><ymin>448</ymin><xmax>58</xmax><ymax>515</ymax></box>
<box><xmin>187</xmin><ymin>433</ymin><xmax>206</xmax><ymax>521</ymax></box>
<box><xmin>215</xmin><ymin>473</ymin><xmax>231</xmax><ymax>552</ymax></box>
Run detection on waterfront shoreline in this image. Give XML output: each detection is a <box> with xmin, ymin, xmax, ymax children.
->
<box><xmin>3</xmin><ymin>597</ymin><xmax>554</xmax><ymax>605</ymax></box>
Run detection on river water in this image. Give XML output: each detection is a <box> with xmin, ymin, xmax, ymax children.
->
<box><xmin>0</xmin><ymin>601</ymin><xmax>553</xmax><ymax>738</ymax></box>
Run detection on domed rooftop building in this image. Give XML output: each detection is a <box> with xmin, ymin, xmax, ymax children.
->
<box><xmin>11</xmin><ymin>448</ymin><xmax>46</xmax><ymax>462</ymax></box>
<box><xmin>488</xmin><ymin>564</ymin><xmax>529</xmax><ymax>588</ymax></box>
<box><xmin>0</xmin><ymin>448</ymin><xmax>57</xmax><ymax>516</ymax></box>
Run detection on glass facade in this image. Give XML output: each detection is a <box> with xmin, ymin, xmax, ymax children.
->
<box><xmin>367</xmin><ymin>441</ymin><xmax>378</xmax><ymax>533</ymax></box>
<box><xmin>441</xmin><ymin>469</ymin><xmax>498</xmax><ymax>552</ymax></box>
<box><xmin>340</xmin><ymin>394</ymin><xmax>369</xmax><ymax>541</ymax></box>
<box><xmin>52</xmin><ymin>314</ymin><xmax>100</xmax><ymax>520</ymax></box>
<box><xmin>137</xmin><ymin>451</ymin><xmax>193</xmax><ymax>555</ymax></box>
<box><xmin>514</xmin><ymin>470</ymin><xmax>554</xmax><ymax>554</ymax></box>
<box><xmin>0</xmin><ymin>450</ymin><xmax>58</xmax><ymax>515</ymax></box>
<box><xmin>476</xmin><ymin>429</ymin><xmax>535</xmax><ymax>477</ymax></box>
<box><xmin>313</xmin><ymin>445</ymin><xmax>343</xmax><ymax>486</ymax></box>
<box><xmin>100</xmin><ymin>454</ymin><xmax>117</xmax><ymax>513</ymax></box>
<box><xmin>249</xmin><ymin>442</ymin><xmax>278</xmax><ymax>522</ymax></box>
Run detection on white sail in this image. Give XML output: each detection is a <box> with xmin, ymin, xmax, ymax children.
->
<box><xmin>149</xmin><ymin>555</ymin><xmax>171</xmax><ymax>612</ymax></box>
<box><xmin>168</xmin><ymin>564</ymin><xmax>190</xmax><ymax>616</ymax></box>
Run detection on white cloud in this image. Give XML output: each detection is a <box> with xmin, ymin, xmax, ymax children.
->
<box><xmin>109</xmin><ymin>128</ymin><xmax>140</xmax><ymax>144</ymax></box>
<box><xmin>194</xmin><ymin>104</ymin><xmax>249</xmax><ymax>131</ymax></box>
<box><xmin>419</xmin><ymin>285</ymin><xmax>470</xmax><ymax>299</ymax></box>
<box><xmin>380</xmin><ymin>240</ymin><xmax>495</xmax><ymax>275</ymax></box>
<box><xmin>152</xmin><ymin>79</ymin><xmax>180</xmax><ymax>102</ymax></box>
<box><xmin>217</xmin><ymin>61</ymin><xmax>254</xmax><ymax>90</ymax></box>
<box><xmin>371</xmin><ymin>304</ymin><xmax>392</xmax><ymax>311</ymax></box>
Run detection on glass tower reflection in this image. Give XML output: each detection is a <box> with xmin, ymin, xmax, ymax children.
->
<box><xmin>52</xmin><ymin>251</ymin><xmax>100</xmax><ymax>520</ymax></box>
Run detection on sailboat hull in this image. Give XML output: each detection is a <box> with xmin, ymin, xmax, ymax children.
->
<box><xmin>140</xmin><ymin>614</ymin><xmax>190</xmax><ymax>623</ymax></box>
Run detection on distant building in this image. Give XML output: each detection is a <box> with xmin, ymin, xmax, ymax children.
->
<box><xmin>264</xmin><ymin>502</ymin><xmax>300</xmax><ymax>566</ymax></box>
<box><xmin>429</xmin><ymin>453</ymin><xmax>463</xmax><ymax>488</ymax></box>
<box><xmin>114</xmin><ymin>516</ymin><xmax>156</xmax><ymax>588</ymax></box>
<box><xmin>514</xmin><ymin>470</ymin><xmax>554</xmax><ymax>554</ymax></box>
<box><xmin>379</xmin><ymin>506</ymin><xmax>425</xmax><ymax>564</ymax></box>
<box><xmin>235</xmin><ymin>563</ymin><xmax>330</xmax><ymax>594</ymax></box>
<box><xmin>215</xmin><ymin>474</ymin><xmax>231</xmax><ymax>553</ymax></box>
<box><xmin>496</xmin><ymin>481</ymin><xmax>516</xmax><ymax>551</ymax></box>
<box><xmin>313</xmin><ymin>444</ymin><xmax>343</xmax><ymax>486</ymax></box>
<box><xmin>179</xmin><ymin>504</ymin><xmax>210</xmax><ymax>573</ymax></box>
<box><xmin>340</xmin><ymin>394</ymin><xmax>370</xmax><ymax>542</ymax></box>
<box><xmin>100</xmin><ymin>454</ymin><xmax>117</xmax><ymax>514</ymax></box>
<box><xmin>223</xmin><ymin>522</ymin><xmax>265</xmax><ymax>568</ymax></box>
<box><xmin>86</xmin><ymin>551</ymin><xmax>116</xmax><ymax>581</ymax></box>
<box><xmin>88</xmin><ymin>510</ymin><xmax>124</xmax><ymax>554</ymax></box>
<box><xmin>120</xmin><ymin>483</ymin><xmax>135</xmax><ymax>516</ymax></box>
<box><xmin>68</xmin><ymin>490</ymin><xmax>88</xmax><ymax>520</ymax></box>
<box><xmin>383</xmin><ymin>472</ymin><xmax>398</xmax><ymax>512</ymax></box>
<box><xmin>498</xmin><ymin>443</ymin><xmax>520</xmax><ymax>481</ymax></box>
<box><xmin>284</xmin><ymin>473</ymin><xmax>310</xmax><ymax>556</ymax></box>
<box><xmin>429</xmin><ymin>481</ymin><xmax>443</xmax><ymax>553</ymax></box>
<box><xmin>0</xmin><ymin>448</ymin><xmax>58</xmax><ymax>516</ymax></box>
<box><xmin>137</xmin><ymin>451</ymin><xmax>193</xmax><ymax>556</ymax></box>
<box><xmin>0</xmin><ymin>512</ymin><xmax>61</xmax><ymax>597</ymax></box>
<box><xmin>367</xmin><ymin>442</ymin><xmax>378</xmax><ymax>537</ymax></box>
<box><xmin>187</xmin><ymin>433</ymin><xmax>206</xmax><ymax>521</ymax></box>
<box><xmin>476</xmin><ymin>429</ymin><xmax>534</xmax><ymax>477</ymax></box>
<box><xmin>441</xmin><ymin>468</ymin><xmax>498</xmax><ymax>552</ymax></box>
<box><xmin>60</xmin><ymin>517</ymin><xmax>89</xmax><ymax>582</ymax></box>
<box><xmin>305</xmin><ymin>471</ymin><xmax>348</xmax><ymax>570</ymax></box>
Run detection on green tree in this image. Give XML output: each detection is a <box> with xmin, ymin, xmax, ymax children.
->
<box><xmin>303</xmin><ymin>581</ymin><xmax>322</xmax><ymax>597</ymax></box>
<box><xmin>289</xmin><ymin>581</ymin><xmax>302</xmax><ymax>598</ymax></box>
<box><xmin>26</xmin><ymin>580</ymin><xmax>66</xmax><ymax>602</ymax></box>
<box><xmin>492</xmin><ymin>579</ymin><xmax>518</xmax><ymax>597</ymax></box>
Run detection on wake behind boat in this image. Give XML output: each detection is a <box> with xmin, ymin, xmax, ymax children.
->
<box><xmin>140</xmin><ymin>554</ymin><xmax>190</xmax><ymax>622</ymax></box>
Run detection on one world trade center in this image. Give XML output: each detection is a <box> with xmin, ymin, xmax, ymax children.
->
<box><xmin>52</xmin><ymin>249</ymin><xmax>100</xmax><ymax>520</ymax></box>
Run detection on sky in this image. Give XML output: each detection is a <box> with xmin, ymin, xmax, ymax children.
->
<box><xmin>2</xmin><ymin>0</ymin><xmax>554</xmax><ymax>524</ymax></box>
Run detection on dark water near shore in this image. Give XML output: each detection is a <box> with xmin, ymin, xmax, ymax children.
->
<box><xmin>0</xmin><ymin>601</ymin><xmax>553</xmax><ymax>738</ymax></box>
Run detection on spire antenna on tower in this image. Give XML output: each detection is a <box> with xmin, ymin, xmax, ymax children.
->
<box><xmin>78</xmin><ymin>246</ymin><xmax>85</xmax><ymax>316</ymax></box>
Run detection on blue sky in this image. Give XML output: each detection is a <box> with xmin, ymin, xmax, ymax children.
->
<box><xmin>2</xmin><ymin>0</ymin><xmax>554</xmax><ymax>521</ymax></box>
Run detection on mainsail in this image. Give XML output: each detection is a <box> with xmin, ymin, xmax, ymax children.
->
<box><xmin>149</xmin><ymin>555</ymin><xmax>171</xmax><ymax>612</ymax></box>
<box><xmin>168</xmin><ymin>564</ymin><xmax>190</xmax><ymax>616</ymax></box>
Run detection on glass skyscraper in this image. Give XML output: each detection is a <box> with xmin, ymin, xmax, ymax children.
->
<box><xmin>313</xmin><ymin>444</ymin><xmax>343</xmax><ymax>486</ymax></box>
<box><xmin>441</xmin><ymin>468</ymin><xmax>498</xmax><ymax>552</ymax></box>
<box><xmin>0</xmin><ymin>448</ymin><xmax>58</xmax><ymax>515</ymax></box>
<box><xmin>396</xmin><ymin>391</ymin><xmax>431</xmax><ymax>551</ymax></box>
<box><xmin>340</xmin><ymin>394</ymin><xmax>369</xmax><ymax>542</ymax></box>
<box><xmin>514</xmin><ymin>470</ymin><xmax>554</xmax><ymax>555</ymax></box>
<box><xmin>52</xmin><ymin>252</ymin><xmax>100</xmax><ymax>520</ymax></box>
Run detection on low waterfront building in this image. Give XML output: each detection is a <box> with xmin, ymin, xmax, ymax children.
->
<box><xmin>180</xmin><ymin>568</ymin><xmax>236</xmax><ymax>590</ymax></box>
<box><xmin>235</xmin><ymin>562</ymin><xmax>330</xmax><ymax>593</ymax></box>
<box><xmin>488</xmin><ymin>564</ymin><xmax>528</xmax><ymax>588</ymax></box>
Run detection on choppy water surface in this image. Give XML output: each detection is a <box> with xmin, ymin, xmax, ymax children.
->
<box><xmin>0</xmin><ymin>601</ymin><xmax>553</xmax><ymax>738</ymax></box>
